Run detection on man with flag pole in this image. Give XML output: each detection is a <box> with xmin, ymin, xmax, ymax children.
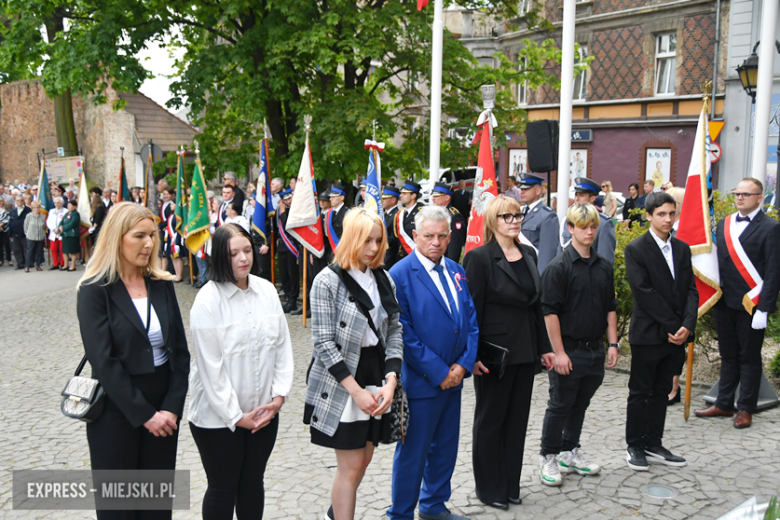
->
<box><xmin>252</xmin><ymin>134</ymin><xmax>275</xmax><ymax>283</ymax></box>
<box><xmin>394</xmin><ymin>180</ymin><xmax>425</xmax><ymax>261</ymax></box>
<box><xmin>286</xmin><ymin>115</ymin><xmax>326</xmax><ymax>322</ymax></box>
<box><xmin>184</xmin><ymin>143</ymin><xmax>211</xmax><ymax>289</ymax></box>
<box><xmin>464</xmin><ymin>85</ymin><xmax>499</xmax><ymax>256</ymax></box>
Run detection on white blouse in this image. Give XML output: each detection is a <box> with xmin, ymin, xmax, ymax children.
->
<box><xmin>46</xmin><ymin>207</ymin><xmax>67</xmax><ymax>241</ymax></box>
<box><xmin>347</xmin><ymin>267</ymin><xmax>382</xmax><ymax>347</ymax></box>
<box><xmin>131</xmin><ymin>298</ymin><xmax>167</xmax><ymax>366</ymax></box>
<box><xmin>187</xmin><ymin>275</ymin><xmax>294</xmax><ymax>431</ymax></box>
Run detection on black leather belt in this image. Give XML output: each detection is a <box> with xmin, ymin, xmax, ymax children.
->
<box><xmin>562</xmin><ymin>338</ymin><xmax>603</xmax><ymax>351</ymax></box>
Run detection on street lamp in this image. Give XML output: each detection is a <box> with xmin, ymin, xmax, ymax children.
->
<box><xmin>737</xmin><ymin>40</ymin><xmax>780</xmax><ymax>103</ymax></box>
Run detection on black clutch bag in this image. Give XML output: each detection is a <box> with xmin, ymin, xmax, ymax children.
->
<box><xmin>477</xmin><ymin>340</ymin><xmax>509</xmax><ymax>379</ymax></box>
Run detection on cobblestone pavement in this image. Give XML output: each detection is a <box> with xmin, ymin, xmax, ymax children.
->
<box><xmin>2</xmin><ymin>272</ymin><xmax>779</xmax><ymax>519</ymax></box>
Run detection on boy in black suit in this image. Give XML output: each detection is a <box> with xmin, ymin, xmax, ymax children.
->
<box><xmin>695</xmin><ymin>177</ymin><xmax>780</xmax><ymax>428</ymax></box>
<box><xmin>624</xmin><ymin>192</ymin><xmax>698</xmax><ymax>471</ymax></box>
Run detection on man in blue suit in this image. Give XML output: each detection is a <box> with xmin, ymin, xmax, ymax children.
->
<box><xmin>388</xmin><ymin>206</ymin><xmax>479</xmax><ymax>520</ymax></box>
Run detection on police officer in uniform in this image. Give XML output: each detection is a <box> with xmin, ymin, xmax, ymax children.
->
<box><xmin>394</xmin><ymin>180</ymin><xmax>425</xmax><ymax>261</ymax></box>
<box><xmin>430</xmin><ymin>181</ymin><xmax>466</xmax><ymax>262</ymax></box>
<box><xmin>382</xmin><ymin>184</ymin><xmax>401</xmax><ymax>269</ymax></box>
<box><xmin>558</xmin><ymin>177</ymin><xmax>616</xmax><ymax>264</ymax></box>
<box><xmin>323</xmin><ymin>183</ymin><xmax>349</xmax><ymax>263</ymax></box>
<box><xmin>277</xmin><ymin>188</ymin><xmax>301</xmax><ymax>313</ymax></box>
<box><xmin>519</xmin><ymin>173</ymin><xmax>559</xmax><ymax>273</ymax></box>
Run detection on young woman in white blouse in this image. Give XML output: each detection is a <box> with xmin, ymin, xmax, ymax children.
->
<box><xmin>188</xmin><ymin>223</ymin><xmax>294</xmax><ymax>520</ymax></box>
<box><xmin>305</xmin><ymin>208</ymin><xmax>404</xmax><ymax>520</ymax></box>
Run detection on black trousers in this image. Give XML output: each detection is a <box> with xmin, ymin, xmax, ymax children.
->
<box><xmin>540</xmin><ymin>346</ymin><xmax>605</xmax><ymax>456</ymax></box>
<box><xmin>11</xmin><ymin>235</ymin><xmax>26</xmax><ymax>266</ymax></box>
<box><xmin>25</xmin><ymin>239</ymin><xmax>43</xmax><ymax>268</ymax></box>
<box><xmin>306</xmin><ymin>253</ymin><xmax>328</xmax><ymax>301</ymax></box>
<box><xmin>0</xmin><ymin>230</ymin><xmax>11</xmax><ymax>261</ymax></box>
<box><xmin>625</xmin><ymin>343</ymin><xmax>685</xmax><ymax>449</ymax></box>
<box><xmin>278</xmin><ymin>250</ymin><xmax>299</xmax><ymax>303</ymax></box>
<box><xmin>189</xmin><ymin>416</ymin><xmax>279</xmax><ymax>520</ymax></box>
<box><xmin>472</xmin><ymin>362</ymin><xmax>535</xmax><ymax>504</ymax></box>
<box><xmin>86</xmin><ymin>364</ymin><xmax>179</xmax><ymax>520</ymax></box>
<box><xmin>257</xmin><ymin>246</ymin><xmax>272</xmax><ymax>282</ymax></box>
<box><xmin>714</xmin><ymin>305</ymin><xmax>766</xmax><ymax>413</ymax></box>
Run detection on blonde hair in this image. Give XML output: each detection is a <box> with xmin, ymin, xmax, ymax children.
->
<box><xmin>601</xmin><ymin>180</ymin><xmax>612</xmax><ymax>192</ymax></box>
<box><xmin>334</xmin><ymin>207</ymin><xmax>387</xmax><ymax>271</ymax></box>
<box><xmin>78</xmin><ymin>202</ymin><xmax>172</xmax><ymax>288</ymax></box>
<box><xmin>31</xmin><ymin>201</ymin><xmax>41</xmax><ymax>208</ymax></box>
<box><xmin>484</xmin><ymin>196</ymin><xmax>523</xmax><ymax>243</ymax></box>
<box><xmin>566</xmin><ymin>203</ymin><xmax>600</xmax><ymax>228</ymax></box>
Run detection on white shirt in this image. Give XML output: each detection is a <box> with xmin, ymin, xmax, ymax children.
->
<box><xmin>102</xmin><ymin>197</ymin><xmax>111</xmax><ymax>207</ymax></box>
<box><xmin>348</xmin><ymin>267</ymin><xmax>382</xmax><ymax>347</ymax></box>
<box><xmin>46</xmin><ymin>207</ymin><xmax>67</xmax><ymax>240</ymax></box>
<box><xmin>414</xmin><ymin>248</ymin><xmax>459</xmax><ymax>313</ymax></box>
<box><xmin>131</xmin><ymin>298</ymin><xmax>168</xmax><ymax>366</ymax></box>
<box><xmin>225</xmin><ymin>215</ymin><xmax>250</xmax><ymax>233</ymax></box>
<box><xmin>734</xmin><ymin>207</ymin><xmax>761</xmax><ymax>238</ymax></box>
<box><xmin>649</xmin><ymin>227</ymin><xmax>675</xmax><ymax>279</ymax></box>
<box><xmin>188</xmin><ymin>275</ymin><xmax>294</xmax><ymax>431</ymax></box>
<box><xmin>524</xmin><ymin>198</ymin><xmax>543</xmax><ymax>215</ymax></box>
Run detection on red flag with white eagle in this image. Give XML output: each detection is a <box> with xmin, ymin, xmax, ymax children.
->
<box><xmin>286</xmin><ymin>117</ymin><xmax>325</xmax><ymax>258</ymax></box>
<box><xmin>675</xmin><ymin>108</ymin><xmax>721</xmax><ymax>316</ymax></box>
<box><xmin>464</xmin><ymin>107</ymin><xmax>498</xmax><ymax>254</ymax></box>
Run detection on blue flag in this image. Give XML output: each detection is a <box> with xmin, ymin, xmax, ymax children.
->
<box><xmin>364</xmin><ymin>140</ymin><xmax>384</xmax><ymax>223</ymax></box>
<box><xmin>252</xmin><ymin>139</ymin><xmax>274</xmax><ymax>239</ymax></box>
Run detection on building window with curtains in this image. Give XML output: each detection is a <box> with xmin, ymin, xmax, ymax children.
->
<box><xmin>654</xmin><ymin>33</ymin><xmax>677</xmax><ymax>96</ymax></box>
<box><xmin>517</xmin><ymin>57</ymin><xmax>528</xmax><ymax>106</ymax></box>
<box><xmin>573</xmin><ymin>45</ymin><xmax>587</xmax><ymax>101</ymax></box>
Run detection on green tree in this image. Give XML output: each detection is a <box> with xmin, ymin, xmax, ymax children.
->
<box><xmin>0</xmin><ymin>0</ymin><xmax>568</xmax><ymax>180</ymax></box>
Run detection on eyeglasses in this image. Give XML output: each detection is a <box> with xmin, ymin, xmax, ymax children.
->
<box><xmin>660</xmin><ymin>186</ymin><xmax>668</xmax><ymax>191</ymax></box>
<box><xmin>732</xmin><ymin>192</ymin><xmax>761</xmax><ymax>199</ymax></box>
<box><xmin>497</xmin><ymin>213</ymin><xmax>523</xmax><ymax>223</ymax></box>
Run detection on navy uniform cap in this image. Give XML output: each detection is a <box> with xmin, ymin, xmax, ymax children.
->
<box><xmin>328</xmin><ymin>183</ymin><xmax>348</xmax><ymax>197</ymax></box>
<box><xmin>574</xmin><ymin>177</ymin><xmax>601</xmax><ymax>195</ymax></box>
<box><xmin>382</xmin><ymin>184</ymin><xmax>401</xmax><ymax>198</ymax></box>
<box><xmin>401</xmin><ymin>180</ymin><xmax>422</xmax><ymax>194</ymax></box>
<box><xmin>518</xmin><ymin>173</ymin><xmax>545</xmax><ymax>188</ymax></box>
<box><xmin>359</xmin><ymin>180</ymin><xmax>367</xmax><ymax>188</ymax></box>
<box><xmin>431</xmin><ymin>182</ymin><xmax>453</xmax><ymax>197</ymax></box>
<box><xmin>318</xmin><ymin>191</ymin><xmax>330</xmax><ymax>201</ymax></box>
<box><xmin>280</xmin><ymin>187</ymin><xmax>293</xmax><ymax>199</ymax></box>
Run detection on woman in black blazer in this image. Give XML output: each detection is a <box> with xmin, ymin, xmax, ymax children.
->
<box><xmin>463</xmin><ymin>196</ymin><xmax>554</xmax><ymax>509</ymax></box>
<box><xmin>76</xmin><ymin>202</ymin><xmax>190</xmax><ymax>520</ymax></box>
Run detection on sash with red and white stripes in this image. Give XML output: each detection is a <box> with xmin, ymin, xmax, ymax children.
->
<box><xmin>278</xmin><ymin>214</ymin><xmax>299</xmax><ymax>258</ymax></box>
<box><xmin>326</xmin><ymin>208</ymin><xmax>339</xmax><ymax>252</ymax></box>
<box><xmin>217</xmin><ymin>202</ymin><xmax>227</xmax><ymax>227</ymax></box>
<box><xmin>724</xmin><ymin>213</ymin><xmax>762</xmax><ymax>313</ymax></box>
<box><xmin>395</xmin><ymin>209</ymin><xmax>415</xmax><ymax>254</ymax></box>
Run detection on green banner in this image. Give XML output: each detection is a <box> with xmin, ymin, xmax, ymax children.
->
<box><xmin>184</xmin><ymin>159</ymin><xmax>211</xmax><ymax>253</ymax></box>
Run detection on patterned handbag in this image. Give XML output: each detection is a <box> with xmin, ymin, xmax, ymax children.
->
<box><xmin>60</xmin><ymin>355</ymin><xmax>105</xmax><ymax>423</ymax></box>
<box><xmin>385</xmin><ymin>378</ymin><xmax>410</xmax><ymax>444</ymax></box>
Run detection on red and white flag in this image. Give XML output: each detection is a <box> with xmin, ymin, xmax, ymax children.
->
<box><xmin>286</xmin><ymin>131</ymin><xmax>325</xmax><ymax>258</ymax></box>
<box><xmin>676</xmin><ymin>108</ymin><xmax>721</xmax><ymax>316</ymax></box>
<box><xmin>464</xmin><ymin>109</ymin><xmax>498</xmax><ymax>254</ymax></box>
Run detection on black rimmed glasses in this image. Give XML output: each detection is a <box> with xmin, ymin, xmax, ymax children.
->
<box><xmin>732</xmin><ymin>192</ymin><xmax>761</xmax><ymax>199</ymax></box>
<box><xmin>497</xmin><ymin>213</ymin><xmax>523</xmax><ymax>223</ymax></box>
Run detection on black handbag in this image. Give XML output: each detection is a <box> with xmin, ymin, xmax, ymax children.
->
<box><xmin>60</xmin><ymin>355</ymin><xmax>106</xmax><ymax>423</ymax></box>
<box><xmin>477</xmin><ymin>339</ymin><xmax>509</xmax><ymax>379</ymax></box>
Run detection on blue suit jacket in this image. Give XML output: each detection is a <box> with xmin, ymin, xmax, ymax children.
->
<box><xmin>389</xmin><ymin>252</ymin><xmax>479</xmax><ymax>399</ymax></box>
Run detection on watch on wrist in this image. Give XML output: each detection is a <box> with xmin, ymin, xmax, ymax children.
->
<box><xmin>608</xmin><ymin>343</ymin><xmax>619</xmax><ymax>348</ymax></box>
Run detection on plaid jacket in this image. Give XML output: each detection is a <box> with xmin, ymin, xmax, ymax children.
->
<box><xmin>305</xmin><ymin>267</ymin><xmax>403</xmax><ymax>437</ymax></box>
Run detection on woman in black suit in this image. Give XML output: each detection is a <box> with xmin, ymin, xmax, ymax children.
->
<box><xmin>463</xmin><ymin>196</ymin><xmax>554</xmax><ymax>509</ymax></box>
<box><xmin>76</xmin><ymin>202</ymin><xmax>190</xmax><ymax>520</ymax></box>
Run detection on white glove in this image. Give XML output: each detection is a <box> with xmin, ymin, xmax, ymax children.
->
<box><xmin>751</xmin><ymin>310</ymin><xmax>768</xmax><ymax>330</ymax></box>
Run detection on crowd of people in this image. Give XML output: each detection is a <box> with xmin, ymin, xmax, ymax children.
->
<box><xmin>56</xmin><ymin>167</ymin><xmax>776</xmax><ymax>520</ymax></box>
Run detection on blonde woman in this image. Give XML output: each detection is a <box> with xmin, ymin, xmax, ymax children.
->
<box><xmin>600</xmin><ymin>180</ymin><xmax>618</xmax><ymax>218</ymax></box>
<box><xmin>76</xmin><ymin>202</ymin><xmax>190</xmax><ymax>520</ymax></box>
<box><xmin>305</xmin><ymin>207</ymin><xmax>403</xmax><ymax>520</ymax></box>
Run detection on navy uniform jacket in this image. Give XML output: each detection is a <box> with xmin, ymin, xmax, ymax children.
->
<box><xmin>559</xmin><ymin>211</ymin><xmax>616</xmax><ymax>264</ymax></box>
<box><xmin>394</xmin><ymin>202</ymin><xmax>425</xmax><ymax>260</ymax></box>
<box><xmin>446</xmin><ymin>205</ymin><xmax>466</xmax><ymax>263</ymax></box>
<box><xmin>385</xmin><ymin>206</ymin><xmax>400</xmax><ymax>269</ymax></box>
<box><xmin>521</xmin><ymin>201</ymin><xmax>559</xmax><ymax>273</ymax></box>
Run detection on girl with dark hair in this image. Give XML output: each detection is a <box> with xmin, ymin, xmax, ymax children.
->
<box><xmin>622</xmin><ymin>183</ymin><xmax>641</xmax><ymax>227</ymax></box>
<box><xmin>188</xmin><ymin>223</ymin><xmax>294</xmax><ymax>520</ymax></box>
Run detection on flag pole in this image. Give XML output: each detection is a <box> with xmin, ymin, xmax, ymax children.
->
<box><xmin>303</xmin><ymin>249</ymin><xmax>308</xmax><ymax>327</ymax></box>
<box><xmin>556</xmin><ymin>0</ymin><xmax>577</xmax><ymax>226</ymax></box>
<box><xmin>428</xmin><ymin>0</ymin><xmax>444</xmax><ymax>184</ymax></box>
<box><xmin>684</xmin><ymin>341</ymin><xmax>694</xmax><ymax>421</ymax></box>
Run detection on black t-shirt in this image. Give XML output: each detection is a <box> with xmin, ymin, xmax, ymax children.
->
<box><xmin>509</xmin><ymin>258</ymin><xmax>535</xmax><ymax>302</ymax></box>
<box><xmin>541</xmin><ymin>244</ymin><xmax>617</xmax><ymax>341</ymax></box>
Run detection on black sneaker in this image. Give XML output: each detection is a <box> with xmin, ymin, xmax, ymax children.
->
<box><xmin>626</xmin><ymin>447</ymin><xmax>649</xmax><ymax>471</ymax></box>
<box><xmin>645</xmin><ymin>446</ymin><xmax>687</xmax><ymax>467</ymax></box>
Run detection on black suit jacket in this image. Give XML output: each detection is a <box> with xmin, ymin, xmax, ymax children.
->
<box><xmin>463</xmin><ymin>240</ymin><xmax>552</xmax><ymax>365</ymax></box>
<box><xmin>445</xmin><ymin>205</ymin><xmax>467</xmax><ymax>263</ymax></box>
<box><xmin>452</xmin><ymin>189</ymin><xmax>472</xmax><ymax>217</ymax></box>
<box><xmin>625</xmin><ymin>231</ymin><xmax>698</xmax><ymax>345</ymax></box>
<box><xmin>324</xmin><ymin>205</ymin><xmax>348</xmax><ymax>260</ymax></box>
<box><xmin>716</xmin><ymin>210</ymin><xmax>780</xmax><ymax>313</ymax></box>
<box><xmin>384</xmin><ymin>206</ymin><xmax>400</xmax><ymax>268</ymax></box>
<box><xmin>76</xmin><ymin>277</ymin><xmax>190</xmax><ymax>428</ymax></box>
<box><xmin>9</xmin><ymin>206</ymin><xmax>31</xmax><ymax>237</ymax></box>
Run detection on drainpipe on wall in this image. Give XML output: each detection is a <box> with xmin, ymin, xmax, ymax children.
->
<box><xmin>711</xmin><ymin>0</ymin><xmax>720</xmax><ymax>120</ymax></box>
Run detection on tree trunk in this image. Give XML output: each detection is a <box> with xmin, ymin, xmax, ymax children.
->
<box><xmin>54</xmin><ymin>88</ymin><xmax>79</xmax><ymax>157</ymax></box>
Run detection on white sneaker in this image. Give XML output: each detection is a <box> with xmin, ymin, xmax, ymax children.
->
<box><xmin>559</xmin><ymin>448</ymin><xmax>601</xmax><ymax>476</ymax></box>
<box><xmin>539</xmin><ymin>454</ymin><xmax>563</xmax><ymax>486</ymax></box>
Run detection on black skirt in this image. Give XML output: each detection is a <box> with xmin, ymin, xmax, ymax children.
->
<box><xmin>305</xmin><ymin>346</ymin><xmax>392</xmax><ymax>450</ymax></box>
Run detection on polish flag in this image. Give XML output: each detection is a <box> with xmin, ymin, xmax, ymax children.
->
<box><xmin>286</xmin><ymin>132</ymin><xmax>325</xmax><ymax>258</ymax></box>
<box><xmin>464</xmin><ymin>110</ymin><xmax>498</xmax><ymax>254</ymax></box>
<box><xmin>676</xmin><ymin>109</ymin><xmax>721</xmax><ymax>316</ymax></box>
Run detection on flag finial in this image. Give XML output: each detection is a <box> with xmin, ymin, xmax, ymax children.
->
<box><xmin>263</xmin><ymin>119</ymin><xmax>270</xmax><ymax>141</ymax></box>
<box><xmin>481</xmin><ymin>85</ymin><xmax>496</xmax><ymax>110</ymax></box>
<box><xmin>120</xmin><ymin>146</ymin><xmax>124</xmax><ymax>158</ymax></box>
<box><xmin>304</xmin><ymin>115</ymin><xmax>313</xmax><ymax>133</ymax></box>
<box><xmin>194</xmin><ymin>140</ymin><xmax>200</xmax><ymax>156</ymax></box>
<box><xmin>701</xmin><ymin>80</ymin><xmax>713</xmax><ymax>114</ymax></box>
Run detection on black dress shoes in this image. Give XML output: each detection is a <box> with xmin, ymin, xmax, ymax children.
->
<box><xmin>508</xmin><ymin>497</ymin><xmax>522</xmax><ymax>505</ymax></box>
